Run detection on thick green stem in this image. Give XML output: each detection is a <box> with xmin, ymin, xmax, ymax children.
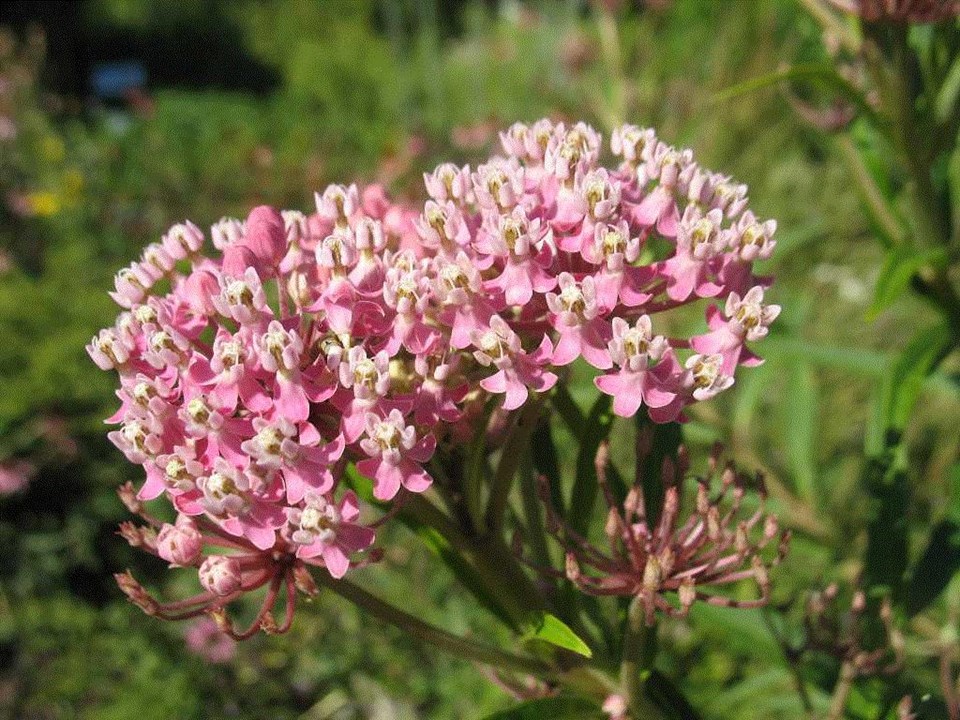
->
<box><xmin>315</xmin><ymin>573</ymin><xmax>551</xmax><ymax>676</ymax></box>
<box><xmin>621</xmin><ymin>597</ymin><xmax>667</xmax><ymax>720</ymax></box>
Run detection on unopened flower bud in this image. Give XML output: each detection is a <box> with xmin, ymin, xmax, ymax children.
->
<box><xmin>115</xmin><ymin>571</ymin><xmax>159</xmax><ymax>615</ymax></box>
<box><xmin>156</xmin><ymin>516</ymin><xmax>203</xmax><ymax>566</ymax></box>
<box><xmin>199</xmin><ymin>556</ymin><xmax>243</xmax><ymax>596</ymax></box>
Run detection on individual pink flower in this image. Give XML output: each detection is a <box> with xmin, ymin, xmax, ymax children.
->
<box><xmin>288</xmin><ymin>491</ymin><xmax>375</xmax><ymax>576</ymax></box>
<box><xmin>546</xmin><ymin>273</ymin><xmax>612</xmax><ymax>369</ymax></box>
<box><xmin>357</xmin><ymin>409</ymin><xmax>436</xmax><ymax>500</ymax></box>
<box><xmin>472</xmin><ymin>317</ymin><xmax>558</xmax><ymax>411</ymax></box>
<box><xmin>594</xmin><ymin>317</ymin><xmax>682</xmax><ymax>420</ymax></box>
<box><xmin>659</xmin><ymin>207</ymin><xmax>726</xmax><ymax>301</ymax></box>
<box><xmin>199</xmin><ymin>555</ymin><xmax>243</xmax><ymax>596</ymax></box>
<box><xmin>240</xmin><ymin>417</ymin><xmax>343</xmax><ymax>504</ymax></box>
<box><xmin>241</xmin><ymin>205</ymin><xmax>287</xmax><ymax>271</ymax></box>
<box><xmin>691</xmin><ymin>286</ymin><xmax>780</xmax><ymax>373</ymax></box>
<box><xmin>480</xmin><ymin>207</ymin><xmax>556</xmax><ymax>307</ymax></box>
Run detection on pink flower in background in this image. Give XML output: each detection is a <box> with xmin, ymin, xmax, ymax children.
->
<box><xmin>0</xmin><ymin>460</ymin><xmax>34</xmax><ymax>496</ymax></box>
<box><xmin>185</xmin><ymin>617</ymin><xmax>237</xmax><ymax>664</ymax></box>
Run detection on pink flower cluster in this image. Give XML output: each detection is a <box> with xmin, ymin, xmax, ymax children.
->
<box><xmin>91</xmin><ymin>119</ymin><xmax>778</xmax><ymax>634</ymax></box>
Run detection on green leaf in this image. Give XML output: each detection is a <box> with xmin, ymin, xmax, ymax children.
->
<box><xmin>783</xmin><ymin>361</ymin><xmax>819</xmax><ymax>502</ymax></box>
<box><xmin>882</xmin><ymin>322</ymin><xmax>951</xmax><ymax>430</ymax></box>
<box><xmin>635</xmin><ymin>414</ymin><xmax>683</xmax><ymax>524</ymax></box>
<box><xmin>568</xmin><ymin>394</ymin><xmax>615</xmax><ymax>535</ymax></box>
<box><xmin>712</xmin><ymin>63</ymin><xmax>883</xmax><ymax>126</ymax></box>
<box><xmin>862</xmin><ymin>449</ymin><xmax>910</xmax><ymax>595</ymax></box>
<box><xmin>524</xmin><ymin>613</ymin><xmax>593</xmax><ymax>658</ymax></box>
<box><xmin>481</xmin><ymin>696</ymin><xmax>603</xmax><ymax>720</ymax></box>
<box><xmin>868</xmin><ymin>247</ymin><xmax>949</xmax><ymax>319</ymax></box>
<box><xmin>411</xmin><ymin>525</ymin><xmax>517</xmax><ymax>630</ymax></box>
<box><xmin>905</xmin><ymin>464</ymin><xmax>960</xmax><ymax>615</ymax></box>
<box><xmin>531</xmin><ymin>418</ymin><xmax>564</xmax><ymax>514</ymax></box>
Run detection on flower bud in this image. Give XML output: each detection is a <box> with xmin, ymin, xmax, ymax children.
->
<box><xmin>156</xmin><ymin>516</ymin><xmax>203</xmax><ymax>566</ymax></box>
<box><xmin>243</xmin><ymin>205</ymin><xmax>286</xmax><ymax>268</ymax></box>
<box><xmin>199</xmin><ymin>556</ymin><xmax>243</xmax><ymax>596</ymax></box>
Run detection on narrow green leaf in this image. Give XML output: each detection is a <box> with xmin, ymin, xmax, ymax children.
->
<box><xmin>935</xmin><ymin>53</ymin><xmax>960</xmax><ymax>124</ymax></box>
<box><xmin>905</xmin><ymin>519</ymin><xmax>960</xmax><ymax>616</ymax></box>
<box><xmin>411</xmin><ymin>526</ymin><xmax>517</xmax><ymax>629</ymax></box>
<box><xmin>466</xmin><ymin>397</ymin><xmax>498</xmax><ymax>530</ymax></box>
<box><xmin>525</xmin><ymin>613</ymin><xmax>593</xmax><ymax>658</ymax></box>
<box><xmin>882</xmin><ymin>322</ymin><xmax>951</xmax><ymax>430</ymax></box>
<box><xmin>784</xmin><ymin>362</ymin><xmax>819</xmax><ymax>502</ymax></box>
<box><xmin>646</xmin><ymin>670</ymin><xmax>705</xmax><ymax>720</ymax></box>
<box><xmin>905</xmin><ymin>463</ymin><xmax>960</xmax><ymax>615</ymax></box>
<box><xmin>712</xmin><ymin>63</ymin><xmax>883</xmax><ymax>126</ymax></box>
<box><xmin>635</xmin><ymin>414</ymin><xmax>683</xmax><ymax>524</ymax></box>
<box><xmin>531</xmin><ymin>418</ymin><xmax>564</xmax><ymax>514</ymax></box>
<box><xmin>868</xmin><ymin>247</ymin><xmax>949</xmax><ymax>319</ymax></box>
<box><xmin>862</xmin><ymin>449</ymin><xmax>910</xmax><ymax>595</ymax></box>
<box><xmin>568</xmin><ymin>394</ymin><xmax>615</xmax><ymax>535</ymax></box>
<box><xmin>481</xmin><ymin>696</ymin><xmax>603</xmax><ymax>720</ymax></box>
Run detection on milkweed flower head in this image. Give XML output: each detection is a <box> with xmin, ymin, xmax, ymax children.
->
<box><xmin>91</xmin><ymin>119</ymin><xmax>779</xmax><ymax>637</ymax></box>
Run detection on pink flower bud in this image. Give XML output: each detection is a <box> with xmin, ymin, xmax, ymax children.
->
<box><xmin>361</xmin><ymin>184</ymin><xmax>391</xmax><ymax>218</ymax></box>
<box><xmin>243</xmin><ymin>205</ymin><xmax>286</xmax><ymax>268</ymax></box>
<box><xmin>179</xmin><ymin>269</ymin><xmax>220</xmax><ymax>315</ymax></box>
<box><xmin>199</xmin><ymin>556</ymin><xmax>242</xmax><ymax>596</ymax></box>
<box><xmin>156</xmin><ymin>516</ymin><xmax>203</xmax><ymax>566</ymax></box>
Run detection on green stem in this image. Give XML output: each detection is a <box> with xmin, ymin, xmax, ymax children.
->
<box><xmin>621</xmin><ymin>597</ymin><xmax>667</xmax><ymax>719</ymax></box>
<box><xmin>826</xmin><ymin>660</ymin><xmax>857</xmax><ymax>720</ymax></box>
<box><xmin>486</xmin><ymin>398</ymin><xmax>543</xmax><ymax>532</ymax></box>
<box><xmin>834</xmin><ymin>134</ymin><xmax>905</xmax><ymax>248</ymax></box>
<box><xmin>797</xmin><ymin>0</ymin><xmax>861</xmax><ymax>55</ymax></box>
<box><xmin>315</xmin><ymin>573</ymin><xmax>551</xmax><ymax>676</ymax></box>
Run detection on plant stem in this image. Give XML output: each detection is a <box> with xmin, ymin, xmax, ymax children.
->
<box><xmin>621</xmin><ymin>596</ymin><xmax>667</xmax><ymax>719</ymax></box>
<box><xmin>315</xmin><ymin>573</ymin><xmax>551</xmax><ymax>676</ymax></box>
<box><xmin>826</xmin><ymin>660</ymin><xmax>857</xmax><ymax>720</ymax></box>
<box><xmin>834</xmin><ymin>134</ymin><xmax>905</xmax><ymax>248</ymax></box>
<box><xmin>486</xmin><ymin>398</ymin><xmax>543</xmax><ymax>533</ymax></box>
<box><xmin>797</xmin><ymin>0</ymin><xmax>861</xmax><ymax>55</ymax></box>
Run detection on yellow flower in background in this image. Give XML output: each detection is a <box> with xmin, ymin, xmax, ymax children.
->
<box><xmin>39</xmin><ymin>134</ymin><xmax>65</xmax><ymax>162</ymax></box>
<box><xmin>26</xmin><ymin>190</ymin><xmax>59</xmax><ymax>217</ymax></box>
<box><xmin>63</xmin><ymin>167</ymin><xmax>84</xmax><ymax>201</ymax></box>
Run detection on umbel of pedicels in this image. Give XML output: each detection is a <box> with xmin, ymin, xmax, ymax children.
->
<box><xmin>90</xmin><ymin>119</ymin><xmax>781</xmax><ymax>639</ymax></box>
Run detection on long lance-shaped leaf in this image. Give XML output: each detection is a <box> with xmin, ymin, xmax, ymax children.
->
<box><xmin>712</xmin><ymin>63</ymin><xmax>885</xmax><ymax>129</ymax></box>
<box><xmin>315</xmin><ymin>574</ymin><xmax>550</xmax><ymax>676</ymax></box>
<box><xmin>465</xmin><ymin>397</ymin><xmax>499</xmax><ymax>532</ymax></box>
<box><xmin>531</xmin><ymin>418</ymin><xmax>564</xmax><ymax>515</ymax></box>
<box><xmin>486</xmin><ymin>399</ymin><xmax>543</xmax><ymax>532</ymax></box>
<box><xmin>552</xmin><ymin>385</ymin><xmax>627</xmax><ymax>501</ymax></box>
<box><xmin>568</xmin><ymin>394</ymin><xmax>615</xmax><ymax>535</ymax></box>
<box><xmin>905</xmin><ymin>463</ymin><xmax>960</xmax><ymax>616</ymax></box>
<box><xmin>784</xmin><ymin>361</ymin><xmax>820</xmax><ymax>504</ymax></box>
<box><xmin>635</xmin><ymin>413</ymin><xmax>683</xmax><ymax>525</ymax></box>
<box><xmin>861</xmin><ymin>446</ymin><xmax>910</xmax><ymax>597</ymax></box>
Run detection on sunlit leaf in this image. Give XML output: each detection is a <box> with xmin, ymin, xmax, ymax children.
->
<box><xmin>524</xmin><ymin>613</ymin><xmax>593</xmax><ymax>658</ymax></box>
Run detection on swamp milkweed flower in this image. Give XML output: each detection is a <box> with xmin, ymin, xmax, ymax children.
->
<box><xmin>91</xmin><ymin>119</ymin><xmax>780</xmax><ymax>637</ymax></box>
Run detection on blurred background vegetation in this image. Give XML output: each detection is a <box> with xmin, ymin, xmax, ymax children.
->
<box><xmin>0</xmin><ymin>0</ymin><xmax>957</xmax><ymax>718</ymax></box>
